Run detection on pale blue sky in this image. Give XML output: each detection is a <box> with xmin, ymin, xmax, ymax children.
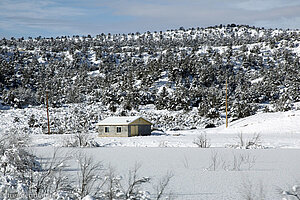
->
<box><xmin>1</xmin><ymin>0</ymin><xmax>300</xmax><ymax>38</ymax></box>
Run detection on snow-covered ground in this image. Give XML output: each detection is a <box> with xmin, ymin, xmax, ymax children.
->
<box><xmin>1</xmin><ymin>106</ymin><xmax>300</xmax><ymax>199</ymax></box>
<box><xmin>28</xmin><ymin>109</ymin><xmax>300</xmax><ymax>149</ymax></box>
<box><xmin>33</xmin><ymin>147</ymin><xmax>300</xmax><ymax>200</ymax></box>
<box><xmin>98</xmin><ymin>108</ymin><xmax>300</xmax><ymax>149</ymax></box>
<box><xmin>27</xmin><ymin>109</ymin><xmax>300</xmax><ymax>199</ymax></box>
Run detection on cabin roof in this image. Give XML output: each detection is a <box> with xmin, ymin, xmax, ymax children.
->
<box><xmin>97</xmin><ymin>116</ymin><xmax>152</xmax><ymax>125</ymax></box>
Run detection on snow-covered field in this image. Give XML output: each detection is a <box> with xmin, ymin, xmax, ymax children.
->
<box><xmin>1</xmin><ymin>105</ymin><xmax>300</xmax><ymax>199</ymax></box>
<box><xmin>28</xmin><ymin>109</ymin><xmax>300</xmax><ymax>199</ymax></box>
<box><xmin>29</xmin><ymin>109</ymin><xmax>300</xmax><ymax>149</ymax></box>
<box><xmin>33</xmin><ymin>147</ymin><xmax>300</xmax><ymax>200</ymax></box>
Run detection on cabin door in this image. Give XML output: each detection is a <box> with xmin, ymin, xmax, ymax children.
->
<box><xmin>131</xmin><ymin>126</ymin><xmax>138</xmax><ymax>136</ymax></box>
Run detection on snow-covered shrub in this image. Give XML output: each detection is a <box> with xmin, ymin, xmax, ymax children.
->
<box><xmin>0</xmin><ymin>129</ymin><xmax>33</xmax><ymax>170</ymax></box>
<box><xmin>0</xmin><ymin>175</ymin><xmax>29</xmax><ymax>199</ymax></box>
<box><xmin>281</xmin><ymin>185</ymin><xmax>300</xmax><ymax>200</ymax></box>
<box><xmin>0</xmin><ymin>130</ymin><xmax>75</xmax><ymax>199</ymax></box>
<box><xmin>96</xmin><ymin>166</ymin><xmax>151</xmax><ymax>200</ymax></box>
<box><xmin>193</xmin><ymin>133</ymin><xmax>211</xmax><ymax>148</ymax></box>
<box><xmin>1</xmin><ymin>128</ymin><xmax>31</xmax><ymax>149</ymax></box>
<box><xmin>2</xmin><ymin>87</ymin><xmax>38</xmax><ymax>108</ymax></box>
<box><xmin>0</xmin><ymin>130</ymin><xmax>39</xmax><ymax>199</ymax></box>
<box><xmin>238</xmin><ymin>178</ymin><xmax>266</xmax><ymax>200</ymax></box>
<box><xmin>73</xmin><ymin>156</ymin><xmax>161</xmax><ymax>200</ymax></box>
<box><xmin>74</xmin><ymin>156</ymin><xmax>172</xmax><ymax>200</ymax></box>
<box><xmin>225</xmin><ymin>153</ymin><xmax>257</xmax><ymax>171</ymax></box>
<box><xmin>231</xmin><ymin>100</ymin><xmax>258</xmax><ymax>121</ymax></box>
<box><xmin>207</xmin><ymin>150</ymin><xmax>220</xmax><ymax>171</ymax></box>
<box><xmin>227</xmin><ymin>133</ymin><xmax>265</xmax><ymax>149</ymax></box>
<box><xmin>154</xmin><ymin>171</ymin><xmax>174</xmax><ymax>200</ymax></box>
<box><xmin>206</xmin><ymin>151</ymin><xmax>257</xmax><ymax>171</ymax></box>
<box><xmin>158</xmin><ymin>140</ymin><xmax>169</xmax><ymax>147</ymax></box>
<box><xmin>28</xmin><ymin>114</ymin><xmax>37</xmax><ymax>128</ymax></box>
<box><xmin>206</xmin><ymin>108</ymin><xmax>220</xmax><ymax>119</ymax></box>
<box><xmin>275</xmin><ymin>93</ymin><xmax>293</xmax><ymax>112</ymax></box>
<box><xmin>96</xmin><ymin>166</ymin><xmax>173</xmax><ymax>200</ymax></box>
<box><xmin>63</xmin><ymin>134</ymin><xmax>100</xmax><ymax>147</ymax></box>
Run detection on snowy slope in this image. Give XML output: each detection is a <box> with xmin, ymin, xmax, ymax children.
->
<box><xmin>18</xmin><ymin>108</ymin><xmax>300</xmax><ymax>149</ymax></box>
<box><xmin>0</xmin><ymin>102</ymin><xmax>299</xmax><ymax>149</ymax></box>
<box><xmin>210</xmin><ymin>110</ymin><xmax>300</xmax><ymax>135</ymax></box>
<box><xmin>93</xmin><ymin>109</ymin><xmax>300</xmax><ymax>149</ymax></box>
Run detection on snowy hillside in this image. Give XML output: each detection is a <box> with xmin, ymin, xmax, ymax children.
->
<box><xmin>212</xmin><ymin>109</ymin><xmax>300</xmax><ymax>135</ymax></box>
<box><xmin>1</xmin><ymin>24</ymin><xmax>300</xmax><ymax>129</ymax></box>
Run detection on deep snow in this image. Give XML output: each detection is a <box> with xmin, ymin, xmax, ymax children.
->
<box><xmin>33</xmin><ymin>147</ymin><xmax>300</xmax><ymax>200</ymax></box>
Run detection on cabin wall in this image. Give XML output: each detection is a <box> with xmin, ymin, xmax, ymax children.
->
<box><xmin>98</xmin><ymin>125</ymin><xmax>129</xmax><ymax>137</ymax></box>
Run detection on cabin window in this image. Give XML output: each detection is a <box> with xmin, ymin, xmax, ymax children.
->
<box><xmin>105</xmin><ymin>127</ymin><xmax>109</xmax><ymax>133</ymax></box>
<box><xmin>117</xmin><ymin>127</ymin><xmax>122</xmax><ymax>133</ymax></box>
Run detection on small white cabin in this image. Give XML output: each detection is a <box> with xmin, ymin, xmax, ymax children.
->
<box><xmin>97</xmin><ymin>116</ymin><xmax>152</xmax><ymax>137</ymax></box>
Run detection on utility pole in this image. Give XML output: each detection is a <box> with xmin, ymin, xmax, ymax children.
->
<box><xmin>46</xmin><ymin>90</ymin><xmax>50</xmax><ymax>134</ymax></box>
<box><xmin>226</xmin><ymin>79</ymin><xmax>228</xmax><ymax>128</ymax></box>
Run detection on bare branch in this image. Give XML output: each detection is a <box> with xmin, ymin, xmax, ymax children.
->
<box><xmin>126</xmin><ymin>162</ymin><xmax>150</xmax><ymax>198</ymax></box>
<box><xmin>155</xmin><ymin>171</ymin><xmax>174</xmax><ymax>200</ymax></box>
<box><xmin>76</xmin><ymin>152</ymin><xmax>103</xmax><ymax>197</ymax></box>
